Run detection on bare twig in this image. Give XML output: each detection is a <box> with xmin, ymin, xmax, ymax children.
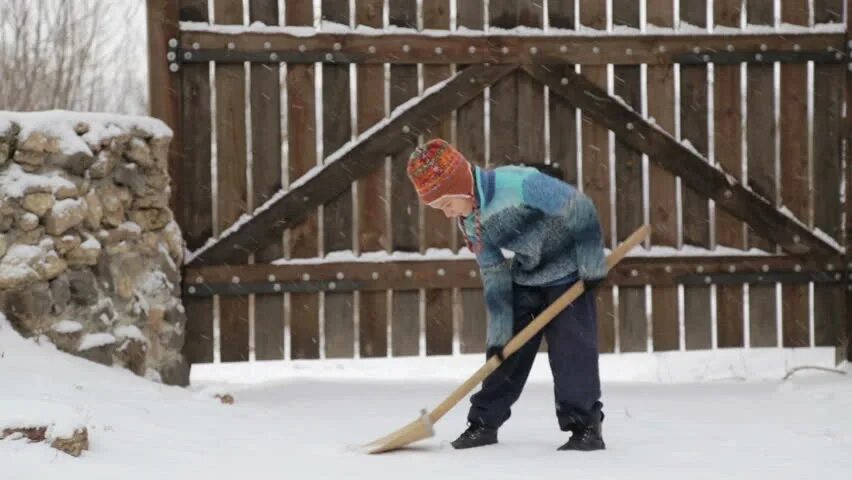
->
<box><xmin>782</xmin><ymin>365</ymin><xmax>848</xmax><ymax>381</ymax></box>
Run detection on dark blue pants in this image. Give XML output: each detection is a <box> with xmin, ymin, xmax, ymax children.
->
<box><xmin>467</xmin><ymin>281</ymin><xmax>603</xmax><ymax>431</ymax></box>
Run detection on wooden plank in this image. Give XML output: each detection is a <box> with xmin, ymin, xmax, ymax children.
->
<box><xmin>523</xmin><ymin>66</ymin><xmax>839</xmax><ymax>257</ymax></box>
<box><xmin>579</xmin><ymin>0</ymin><xmax>614</xmax><ymax>353</ymax></box>
<box><xmin>189</xmin><ymin>64</ymin><xmax>515</xmax><ymax>266</ymax></box>
<box><xmin>186</xmin><ymin>255</ymin><xmax>845</xmax><ymax>289</ymax></box>
<box><xmin>548</xmin><ymin>1</ymin><xmax>577</xmax><ymax>184</ymax></box>
<box><xmin>355</xmin><ymin>0</ymin><xmax>388</xmax><ymax>358</ymax></box>
<box><xmin>389</xmin><ymin>0</ymin><xmax>421</xmax><ymax>357</ymax></box>
<box><xmin>177</xmin><ymin>0</ymin><xmax>214</xmax><ymax>365</ymax></box>
<box><xmin>647</xmin><ymin>0</ymin><xmax>678</xmax><ymax>352</ymax></box>
<box><xmin>683</xmin><ymin>0</ymin><xmax>710</xmax><ymax>351</ymax></box>
<box><xmin>287</xmin><ymin>0</ymin><xmax>320</xmax><ymax>360</ymax></box>
<box><xmin>846</xmin><ymin>0</ymin><xmax>852</xmax><ymax>363</ymax></box>
<box><xmin>746</xmin><ymin>0</ymin><xmax>778</xmax><ymax>349</ymax></box>
<box><xmin>215</xmin><ymin>0</ymin><xmax>249</xmax><ymax>363</ymax></box>
<box><xmin>814</xmin><ymin>0</ymin><xmax>844</xmax><ymax>23</ymax></box>
<box><xmin>422</xmin><ymin>0</ymin><xmax>454</xmax><ymax>357</ymax></box>
<box><xmin>250</xmin><ymin>0</ymin><xmax>285</xmax><ymax>360</ymax></box>
<box><xmin>613</xmin><ymin>0</ymin><xmax>645</xmax><ymax>353</ymax></box>
<box><xmin>714</xmin><ymin>0</ymin><xmax>745</xmax><ymax>348</ymax></box>
<box><xmin>813</xmin><ymin>64</ymin><xmax>845</xmax><ymax>353</ymax></box>
<box><xmin>180</xmin><ymin>28</ymin><xmax>846</xmax><ymax>65</ymax></box>
<box><xmin>780</xmin><ymin>0</ymin><xmax>810</xmax><ymax>349</ymax></box>
<box><xmin>488</xmin><ymin>0</ymin><xmax>520</xmax><ymax>167</ymax></box>
<box><xmin>455</xmin><ymin>0</ymin><xmax>487</xmax><ymax>355</ymax></box>
<box><xmin>321</xmin><ymin>0</ymin><xmax>355</xmax><ymax>359</ymax></box>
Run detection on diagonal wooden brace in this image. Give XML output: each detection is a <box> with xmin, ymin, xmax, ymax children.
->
<box><xmin>524</xmin><ymin>64</ymin><xmax>841</xmax><ymax>257</ymax></box>
<box><xmin>188</xmin><ymin>64</ymin><xmax>516</xmax><ymax>267</ymax></box>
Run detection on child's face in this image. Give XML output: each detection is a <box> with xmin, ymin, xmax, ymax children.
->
<box><xmin>429</xmin><ymin>196</ymin><xmax>474</xmax><ymax>218</ymax></box>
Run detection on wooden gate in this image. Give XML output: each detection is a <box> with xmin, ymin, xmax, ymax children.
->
<box><xmin>147</xmin><ymin>0</ymin><xmax>852</xmax><ymax>365</ymax></box>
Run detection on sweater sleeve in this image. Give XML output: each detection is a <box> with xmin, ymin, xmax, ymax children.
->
<box><xmin>522</xmin><ymin>171</ymin><xmax>607</xmax><ymax>281</ymax></box>
<box><xmin>475</xmin><ymin>241</ymin><xmax>514</xmax><ymax>348</ymax></box>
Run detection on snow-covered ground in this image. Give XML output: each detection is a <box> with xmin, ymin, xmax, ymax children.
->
<box><xmin>2</xmin><ymin>312</ymin><xmax>850</xmax><ymax>479</ymax></box>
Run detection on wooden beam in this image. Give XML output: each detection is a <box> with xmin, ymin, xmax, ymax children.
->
<box><xmin>183</xmin><ymin>255</ymin><xmax>848</xmax><ymax>294</ymax></box>
<box><xmin>178</xmin><ymin>28</ymin><xmax>845</xmax><ymax>65</ymax></box>
<box><xmin>524</xmin><ymin>64</ymin><xmax>841</xmax><ymax>257</ymax></box>
<box><xmin>186</xmin><ymin>64</ymin><xmax>516</xmax><ymax>267</ymax></box>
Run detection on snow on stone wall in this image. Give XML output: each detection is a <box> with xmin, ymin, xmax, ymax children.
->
<box><xmin>0</xmin><ymin>111</ymin><xmax>188</xmax><ymax>385</ymax></box>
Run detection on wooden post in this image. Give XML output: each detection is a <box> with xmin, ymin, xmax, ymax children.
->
<box><xmin>287</xmin><ymin>0</ymin><xmax>321</xmax><ymax>360</ymax></box>
<box><xmin>647</xmin><ymin>0</ymin><xmax>679</xmax><ymax>352</ymax></box>
<box><xmin>355</xmin><ymin>0</ymin><xmax>389</xmax><ymax>358</ymax></box>
<box><xmin>845</xmin><ymin>0</ymin><xmax>852</xmax><ymax>362</ymax></box>
<box><xmin>715</xmin><ymin>0</ymin><xmax>746</xmax><ymax>349</ymax></box>
<box><xmin>250</xmin><ymin>0</ymin><xmax>285</xmax><ymax>361</ymax></box>
<box><xmin>613</xmin><ymin>0</ymin><xmax>646</xmax><ymax>353</ymax></box>
<box><xmin>457</xmin><ymin>0</ymin><xmax>488</xmax><ymax>355</ymax></box>
<box><xmin>580</xmin><ymin>0</ymin><xmax>616</xmax><ymax>353</ymax></box>
<box><xmin>746</xmin><ymin>0</ymin><xmax>779</xmax><ymax>348</ymax></box>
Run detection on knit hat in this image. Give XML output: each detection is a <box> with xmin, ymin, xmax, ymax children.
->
<box><xmin>406</xmin><ymin>139</ymin><xmax>474</xmax><ymax>204</ymax></box>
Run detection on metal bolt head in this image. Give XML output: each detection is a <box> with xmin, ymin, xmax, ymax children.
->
<box><xmin>188</xmin><ymin>286</ymin><xmax>196</xmax><ymax>294</ymax></box>
<box><xmin>402</xmin><ymin>125</ymin><xmax>410</xmax><ymax>133</ymax></box>
<box><xmin>626</xmin><ymin>122</ymin><xmax>634</xmax><ymax>131</ymax></box>
<box><xmin>793</xmin><ymin>44</ymin><xmax>801</xmax><ymax>52</ymax></box>
<box><xmin>835</xmin><ymin>273</ymin><xmax>842</xmax><ymax>281</ymax></box>
<box><xmin>755</xmin><ymin>53</ymin><xmax>764</xmax><ymax>61</ymax></box>
<box><xmin>274</xmin><ymin>284</ymin><xmax>282</xmax><ymax>292</ymax></box>
<box><xmin>435</xmin><ymin>46</ymin><xmax>443</xmax><ymax>54</ymax></box>
<box><xmin>592</xmin><ymin>46</ymin><xmax>600</xmax><ymax>54</ymax></box>
<box><xmin>232</xmin><ymin>276</ymin><xmax>240</xmax><ymax>284</ymax></box>
<box><xmin>762</xmin><ymin>264</ymin><xmax>770</xmax><ymax>272</ymax></box>
<box><xmin>192</xmin><ymin>42</ymin><xmax>200</xmax><ymax>50</ymax></box>
<box><xmin>561</xmin><ymin>77</ymin><xmax>568</xmax><ymax>85</ymax></box>
<box><xmin>501</xmin><ymin>46</ymin><xmax>509</xmax><ymax>54</ymax></box>
<box><xmin>469</xmin><ymin>77</ymin><xmax>476</xmax><ymax>84</ymax></box>
<box><xmin>268</xmin><ymin>274</ymin><xmax>277</xmax><ymax>282</ymax></box>
<box><xmin>405</xmin><ymin>270</ymin><xmax>413</xmax><ymax>278</ymax></box>
<box><xmin>227</xmin><ymin>42</ymin><xmax>236</xmax><ymax>50</ymax></box>
<box><xmin>761</xmin><ymin>44</ymin><xmax>768</xmax><ymax>51</ymax></box>
<box><xmin>195</xmin><ymin>276</ymin><xmax>204</xmax><ymax>283</ymax></box>
<box><xmin>184</xmin><ymin>52</ymin><xmax>193</xmax><ymax>60</ymax></box>
<box><xmin>827</xmin><ymin>264</ymin><xmax>834</xmax><ymax>271</ymax></box>
<box><xmin>560</xmin><ymin>45</ymin><xmax>568</xmax><ymax>53</ymax></box>
<box><xmin>630</xmin><ymin>269</ymin><xmax>639</xmax><ymax>277</ymax></box>
<box><xmin>704</xmin><ymin>276</ymin><xmax>712</xmax><ymax>284</ymax></box>
<box><xmin>794</xmin><ymin>264</ymin><xmax>802</xmax><ymax>272</ymax></box>
<box><xmin>325</xmin><ymin>53</ymin><xmax>334</xmax><ymax>61</ymax></box>
<box><xmin>302</xmin><ymin>273</ymin><xmax>311</xmax><ymax>281</ymax></box>
<box><xmin>329</xmin><ymin>281</ymin><xmax>336</xmax><ymax>290</ymax></box>
<box><xmin>728</xmin><ymin>265</ymin><xmax>736</xmax><ymax>273</ymax></box>
<box><xmin>469</xmin><ymin>270</ymin><xmax>477</xmax><ymax>278</ymax></box>
<box><xmin>438</xmin><ymin>268</ymin><xmax>446</xmax><ymax>276</ymax></box>
<box><xmin>372</xmin><ymin>272</ymin><xmax>379</xmax><ymax>280</ymax></box>
<box><xmin>368</xmin><ymin>45</ymin><xmax>376</xmax><ymax>54</ymax></box>
<box><xmin>169</xmin><ymin>63</ymin><xmax>179</xmax><ymax>72</ymax></box>
<box><xmin>697</xmin><ymin>265</ymin><xmax>704</xmax><ymax>273</ymax></box>
<box><xmin>702</xmin><ymin>54</ymin><xmax>711</xmax><ymax>62</ymax></box>
<box><xmin>468</xmin><ymin>45</ymin><xmax>476</xmax><ymax>54</ymax></box>
<box><xmin>168</xmin><ymin>38</ymin><xmax>178</xmax><ymax>48</ymax></box>
<box><xmin>264</xmin><ymin>41</ymin><xmax>272</xmax><ymax>49</ymax></box>
<box><xmin>724</xmin><ymin>190</ymin><xmax>732</xmax><ymax>199</ymax></box>
<box><xmin>270</xmin><ymin>52</ymin><xmax>279</xmax><ymax>61</ymax></box>
<box><xmin>692</xmin><ymin>46</ymin><xmax>701</xmax><ymax>54</ymax></box>
<box><xmin>402</xmin><ymin>44</ymin><xmax>410</xmax><ymax>53</ymax></box>
<box><xmin>167</xmin><ymin>51</ymin><xmax>176</xmax><ymax>61</ymax></box>
<box><xmin>664</xmin><ymin>265</ymin><xmax>672</xmax><ymax>273</ymax></box>
<box><xmin>836</xmin><ymin>52</ymin><xmax>844</xmax><ymax>60</ymax></box>
<box><xmin>299</xmin><ymin>44</ymin><xmax>306</xmax><ymax>52</ymax></box>
<box><xmin>727</xmin><ymin>44</ymin><xmax>734</xmax><ymax>52</ymax></box>
<box><xmin>793</xmin><ymin>235</ymin><xmax>800</xmax><ymax>243</ymax></box>
<box><xmin>336</xmin><ymin>272</ymin><xmax>344</xmax><ymax>280</ymax></box>
<box><xmin>658</xmin><ymin>45</ymin><xmax>667</xmax><ymax>53</ymax></box>
<box><xmin>529</xmin><ymin>46</ymin><xmax>538</xmax><ymax>55</ymax></box>
<box><xmin>334</xmin><ymin>42</ymin><xmax>342</xmax><ymax>51</ymax></box>
<box><xmin>626</xmin><ymin>48</ymin><xmax>633</xmax><ymax>55</ymax></box>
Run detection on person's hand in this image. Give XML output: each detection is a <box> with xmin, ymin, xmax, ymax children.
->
<box><xmin>486</xmin><ymin>345</ymin><xmax>505</xmax><ymax>361</ymax></box>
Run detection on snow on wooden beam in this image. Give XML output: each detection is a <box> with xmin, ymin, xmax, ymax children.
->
<box><xmin>524</xmin><ymin>64</ymin><xmax>842</xmax><ymax>257</ymax></box>
<box><xmin>182</xmin><ymin>253</ymin><xmax>848</xmax><ymax>296</ymax></box>
<box><xmin>186</xmin><ymin>64</ymin><xmax>516</xmax><ymax>267</ymax></box>
<box><xmin>176</xmin><ymin>24</ymin><xmax>846</xmax><ymax>65</ymax></box>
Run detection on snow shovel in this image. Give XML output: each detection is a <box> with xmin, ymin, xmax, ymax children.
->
<box><xmin>362</xmin><ymin>224</ymin><xmax>651</xmax><ymax>454</ymax></box>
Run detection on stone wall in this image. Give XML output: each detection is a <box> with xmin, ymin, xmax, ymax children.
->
<box><xmin>0</xmin><ymin>112</ymin><xmax>188</xmax><ymax>385</ymax></box>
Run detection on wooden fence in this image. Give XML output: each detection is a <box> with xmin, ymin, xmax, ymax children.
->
<box><xmin>147</xmin><ymin>0</ymin><xmax>852</xmax><ymax>365</ymax></box>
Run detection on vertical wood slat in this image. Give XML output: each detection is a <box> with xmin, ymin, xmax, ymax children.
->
<box><xmin>215</xmin><ymin>0</ymin><xmax>250</xmax><ymax>362</ymax></box>
<box><xmin>846</xmin><ymin>0</ymin><xmax>852</xmax><ymax>363</ymax></box>
<box><xmin>548</xmin><ymin>1</ymin><xmax>577</xmax><ymax>185</ymax></box>
<box><xmin>813</xmin><ymin>64</ymin><xmax>845</xmax><ymax>352</ymax></box>
<box><xmin>389</xmin><ymin>0</ymin><xmax>420</xmax><ymax>357</ymax></box>
<box><xmin>579</xmin><ymin>0</ymin><xmax>615</xmax><ymax>354</ymax></box>
<box><xmin>355</xmin><ymin>0</ymin><xmax>388</xmax><ymax>358</ymax></box>
<box><xmin>321</xmin><ymin>0</ymin><xmax>355</xmax><ymax>359</ymax></box>
<box><xmin>422</xmin><ymin>0</ymin><xmax>454</xmax><ymax>356</ymax></box>
<box><xmin>457</xmin><ymin>0</ymin><xmax>488</xmax><ymax>355</ymax></box>
<box><xmin>814</xmin><ymin>0</ymin><xmax>844</xmax><ymax>23</ymax></box>
<box><xmin>647</xmin><ymin>0</ymin><xmax>679</xmax><ymax>352</ymax></box>
<box><xmin>613</xmin><ymin>0</ymin><xmax>646</xmax><ymax>353</ymax></box>
<box><xmin>680</xmin><ymin>0</ymin><xmax>712</xmax><ymax>351</ymax></box>
<box><xmin>287</xmin><ymin>0</ymin><xmax>321</xmax><ymax>359</ymax></box>
<box><xmin>250</xmin><ymin>0</ymin><xmax>285</xmax><ymax>360</ymax></box>
<box><xmin>488</xmin><ymin>1</ymin><xmax>519</xmax><ymax>167</ymax></box>
<box><xmin>714</xmin><ymin>0</ymin><xmax>745</xmax><ymax>348</ymax></box>
<box><xmin>780</xmin><ymin>0</ymin><xmax>811</xmax><ymax>348</ymax></box>
<box><xmin>177</xmin><ymin>0</ymin><xmax>214</xmax><ymax>364</ymax></box>
<box><xmin>746</xmin><ymin>0</ymin><xmax>778</xmax><ymax>347</ymax></box>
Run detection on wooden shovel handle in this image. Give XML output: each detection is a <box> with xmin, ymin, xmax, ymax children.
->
<box><xmin>428</xmin><ymin>224</ymin><xmax>650</xmax><ymax>424</ymax></box>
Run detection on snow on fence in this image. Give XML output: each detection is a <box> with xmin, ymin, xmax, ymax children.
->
<box><xmin>148</xmin><ymin>0</ymin><xmax>850</xmax><ymax>365</ymax></box>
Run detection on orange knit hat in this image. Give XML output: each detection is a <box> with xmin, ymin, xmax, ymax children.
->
<box><xmin>406</xmin><ymin>139</ymin><xmax>473</xmax><ymax>204</ymax></box>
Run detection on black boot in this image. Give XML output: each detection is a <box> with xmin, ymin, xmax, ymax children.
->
<box><xmin>558</xmin><ymin>413</ymin><xmax>605</xmax><ymax>451</ymax></box>
<box><xmin>451</xmin><ymin>422</ymin><xmax>498</xmax><ymax>449</ymax></box>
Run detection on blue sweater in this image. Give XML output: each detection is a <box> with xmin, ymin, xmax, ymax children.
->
<box><xmin>459</xmin><ymin>165</ymin><xmax>607</xmax><ymax>347</ymax></box>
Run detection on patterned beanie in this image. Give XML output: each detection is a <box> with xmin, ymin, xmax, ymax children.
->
<box><xmin>406</xmin><ymin>139</ymin><xmax>473</xmax><ymax>204</ymax></box>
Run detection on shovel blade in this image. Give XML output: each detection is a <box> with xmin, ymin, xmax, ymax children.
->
<box><xmin>362</xmin><ymin>411</ymin><xmax>435</xmax><ymax>454</ymax></box>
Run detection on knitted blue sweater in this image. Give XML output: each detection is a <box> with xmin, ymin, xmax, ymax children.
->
<box><xmin>459</xmin><ymin>165</ymin><xmax>607</xmax><ymax>347</ymax></box>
